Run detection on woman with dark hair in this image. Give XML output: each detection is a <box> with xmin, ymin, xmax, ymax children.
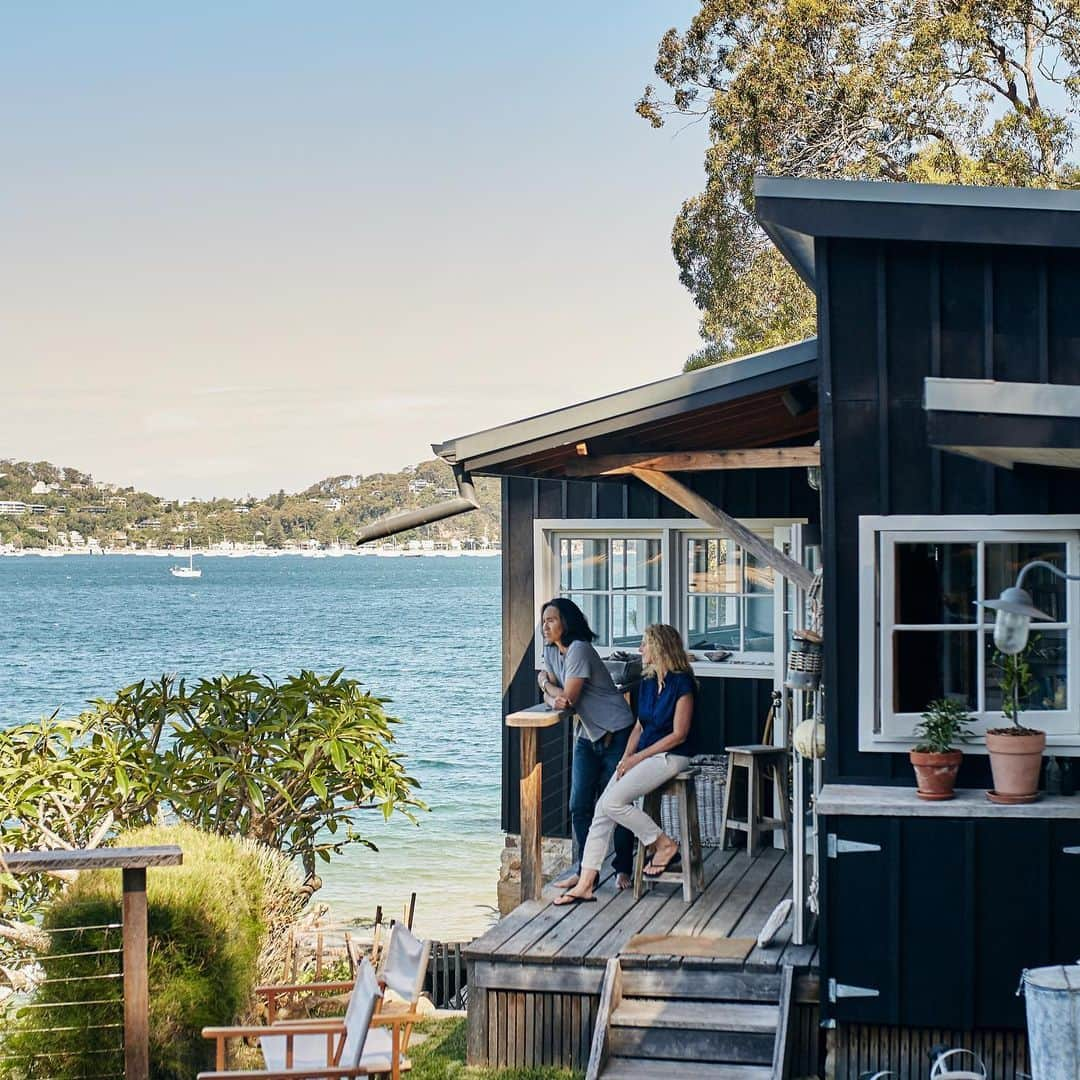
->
<box><xmin>538</xmin><ymin>598</ymin><xmax>636</xmax><ymax>891</ymax></box>
<box><xmin>554</xmin><ymin>623</ymin><xmax>696</xmax><ymax>906</ymax></box>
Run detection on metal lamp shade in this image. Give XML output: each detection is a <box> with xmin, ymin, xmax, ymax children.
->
<box><xmin>977</xmin><ymin>586</ymin><xmax>1054</xmax><ymax>655</ymax></box>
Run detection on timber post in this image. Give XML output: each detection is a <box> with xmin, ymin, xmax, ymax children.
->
<box><xmin>3</xmin><ymin>845</ymin><xmax>183</xmax><ymax>1080</ymax></box>
<box><xmin>505</xmin><ymin>705</ymin><xmax>564</xmax><ymax>902</ymax></box>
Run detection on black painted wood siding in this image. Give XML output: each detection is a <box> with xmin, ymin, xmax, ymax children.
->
<box><xmin>819</xmin><ymin>238</ymin><xmax>1080</xmax><ymax>787</ymax></box>
<box><xmin>501</xmin><ymin>470</ymin><xmax>820</xmax><ymax>836</ymax></box>
<box><xmin>824</xmin><ymin>814</ymin><xmax>1080</xmax><ymax>1029</ymax></box>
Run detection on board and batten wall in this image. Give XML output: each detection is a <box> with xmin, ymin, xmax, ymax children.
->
<box><xmin>500</xmin><ymin>468</ymin><xmax>820</xmax><ymax>837</ymax></box>
<box><xmin>819</xmin><ymin>238</ymin><xmax>1080</xmax><ymax>788</ymax></box>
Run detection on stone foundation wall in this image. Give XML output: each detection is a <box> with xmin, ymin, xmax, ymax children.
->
<box><xmin>497</xmin><ymin>834</ymin><xmax>573</xmax><ymax>915</ymax></box>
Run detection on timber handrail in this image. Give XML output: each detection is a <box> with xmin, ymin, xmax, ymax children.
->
<box><xmin>4</xmin><ymin>844</ymin><xmax>182</xmax><ymax>1080</ymax></box>
<box><xmin>585</xmin><ymin>956</ymin><xmax>622</xmax><ymax>1080</ymax></box>
<box><xmin>771</xmin><ymin>964</ymin><xmax>796</xmax><ymax>1079</ymax></box>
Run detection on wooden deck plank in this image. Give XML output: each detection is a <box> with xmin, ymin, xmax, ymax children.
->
<box><xmin>465</xmin><ymin>899</ymin><xmax>549</xmax><ymax>959</ymax></box>
<box><xmin>495</xmin><ymin>863</ymin><xmax>618</xmax><ymax>959</ymax></box>
<box><xmin>622</xmin><ymin>850</ymin><xmax>745</xmax><ymax>969</ymax></box>
<box><xmin>663</xmin><ymin>849</ymin><xmax>770</xmax><ymax>941</ymax></box>
<box><xmin>589</xmin><ymin>852</ymin><xmax>737</xmax><ymax>965</ymax></box>
<box><xmin>738</xmin><ymin>857</ymin><xmax>795</xmax><ymax>969</ymax></box>
<box><xmin>696</xmin><ymin>849</ymin><xmax>785</xmax><ymax>940</ymax></box>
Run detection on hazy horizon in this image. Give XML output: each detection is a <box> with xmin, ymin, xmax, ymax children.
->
<box><xmin>2</xmin><ymin>3</ymin><xmax>707</xmax><ymax>499</ymax></box>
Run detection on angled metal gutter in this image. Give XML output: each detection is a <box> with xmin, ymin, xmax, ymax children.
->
<box><xmin>354</xmin><ymin>468</ymin><xmax>479</xmax><ymax>545</ymax></box>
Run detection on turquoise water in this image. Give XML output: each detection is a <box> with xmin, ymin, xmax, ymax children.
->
<box><xmin>0</xmin><ymin>554</ymin><xmax>503</xmax><ymax>940</ymax></box>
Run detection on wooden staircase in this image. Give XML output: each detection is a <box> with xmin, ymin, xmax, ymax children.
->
<box><xmin>586</xmin><ymin>960</ymin><xmax>796</xmax><ymax>1080</ymax></box>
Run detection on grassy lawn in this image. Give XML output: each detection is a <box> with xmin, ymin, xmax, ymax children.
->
<box><xmin>410</xmin><ymin>1018</ymin><xmax>581</xmax><ymax>1080</ymax></box>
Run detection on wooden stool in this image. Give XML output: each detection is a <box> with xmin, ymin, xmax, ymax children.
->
<box><xmin>720</xmin><ymin>745</ymin><xmax>790</xmax><ymax>859</ymax></box>
<box><xmin>632</xmin><ymin>769</ymin><xmax>705</xmax><ymax>902</ymax></box>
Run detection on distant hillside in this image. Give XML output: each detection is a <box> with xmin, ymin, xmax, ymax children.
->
<box><xmin>0</xmin><ymin>458</ymin><xmax>500</xmax><ymax>550</ymax></box>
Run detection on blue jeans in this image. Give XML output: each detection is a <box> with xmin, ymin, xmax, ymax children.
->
<box><xmin>569</xmin><ymin>727</ymin><xmax>634</xmax><ymax>877</ymax></box>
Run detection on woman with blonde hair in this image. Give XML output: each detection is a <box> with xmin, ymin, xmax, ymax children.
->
<box><xmin>554</xmin><ymin>623</ymin><xmax>697</xmax><ymax>906</ymax></box>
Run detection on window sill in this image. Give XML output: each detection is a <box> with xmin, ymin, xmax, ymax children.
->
<box><xmin>819</xmin><ymin>783</ymin><xmax>1080</xmax><ymax>818</ymax></box>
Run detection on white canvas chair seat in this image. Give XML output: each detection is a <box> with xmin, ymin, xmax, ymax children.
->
<box><xmin>260</xmin><ymin>958</ymin><xmax>381</xmax><ymax>1076</ymax></box>
<box><xmin>378</xmin><ymin>923</ymin><xmax>429</xmax><ymax>1005</ymax></box>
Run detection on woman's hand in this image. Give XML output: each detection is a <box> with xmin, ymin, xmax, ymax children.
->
<box><xmin>616</xmin><ymin>754</ymin><xmax>637</xmax><ymax>779</ymax></box>
<box><xmin>554</xmin><ymin>694</ymin><xmax>572</xmax><ymax>711</ymax></box>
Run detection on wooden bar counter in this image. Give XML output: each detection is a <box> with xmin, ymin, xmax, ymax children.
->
<box><xmin>505</xmin><ymin>704</ymin><xmax>566</xmax><ymax>901</ymax></box>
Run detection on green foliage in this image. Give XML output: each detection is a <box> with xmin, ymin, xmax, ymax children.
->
<box><xmin>0</xmin><ymin>670</ymin><xmax>423</xmax><ymax>896</ymax></box>
<box><xmin>992</xmin><ymin>641</ymin><xmax>1039</xmax><ymax>728</ymax></box>
<box><xmin>1</xmin><ymin>824</ymin><xmax>299</xmax><ymax>1080</ymax></box>
<box><xmin>913</xmin><ymin>698</ymin><xmax>974</xmax><ymax>753</ymax></box>
<box><xmin>408</xmin><ymin>1018</ymin><xmax>581</xmax><ymax>1080</ymax></box>
<box><xmin>639</xmin><ymin>1</ymin><xmax>1080</xmax><ymax>369</ymax></box>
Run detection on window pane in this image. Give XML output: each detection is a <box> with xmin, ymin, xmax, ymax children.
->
<box><xmin>687</xmin><ymin>538</ymin><xmax>740</xmax><ymax>594</ymax></box>
<box><xmin>895</xmin><ymin>542</ymin><xmax>977</xmax><ymax>625</ymax></box>
<box><xmin>612</xmin><ymin>594</ymin><xmax>661</xmax><ymax>648</ymax></box>
<box><xmin>745</xmin><ymin>551</ymin><xmax>775</xmax><ymax>594</ymax></box>
<box><xmin>985</xmin><ymin>542</ymin><xmax>1067</xmax><ymax>623</ymax></box>
<box><xmin>612</xmin><ymin>538</ymin><xmax>662</xmax><ymax>592</ymax></box>
<box><xmin>687</xmin><ymin>595</ymin><xmax>740</xmax><ymax>650</ymax></box>
<box><xmin>893</xmin><ymin>630</ymin><xmax>977</xmax><ymax>713</ymax></box>
<box><xmin>563</xmin><ymin>592</ymin><xmax>609</xmax><ymax>647</ymax></box>
<box><xmin>562</xmin><ymin>538</ymin><xmax>608</xmax><ymax>591</ymax></box>
<box><xmin>985</xmin><ymin>629</ymin><xmax>1068</xmax><ymax>713</ymax></box>
<box><xmin>744</xmin><ymin>596</ymin><xmax>775</xmax><ymax>652</ymax></box>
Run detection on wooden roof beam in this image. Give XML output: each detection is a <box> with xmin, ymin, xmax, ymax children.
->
<box><xmin>629</xmin><ymin>467</ymin><xmax>816</xmax><ymax>592</ymax></box>
<box><xmin>565</xmin><ymin>446</ymin><xmax>819</xmax><ymax>478</ymax></box>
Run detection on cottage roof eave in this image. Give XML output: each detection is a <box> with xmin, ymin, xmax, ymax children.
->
<box><xmin>754</xmin><ymin>176</ymin><xmax>1080</xmax><ymax>287</ymax></box>
<box><xmin>434</xmin><ymin>337</ymin><xmax>818</xmax><ymax>475</ymax></box>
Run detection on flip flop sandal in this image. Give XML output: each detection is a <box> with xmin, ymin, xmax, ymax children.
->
<box><xmin>552</xmin><ymin>893</ymin><xmax>597</xmax><ymax>906</ymax></box>
<box><xmin>644</xmin><ymin>852</ymin><xmax>682</xmax><ymax>878</ymax></box>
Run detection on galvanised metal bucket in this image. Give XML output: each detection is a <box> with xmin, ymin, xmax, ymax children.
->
<box><xmin>1022</xmin><ymin>964</ymin><xmax>1080</xmax><ymax>1079</ymax></box>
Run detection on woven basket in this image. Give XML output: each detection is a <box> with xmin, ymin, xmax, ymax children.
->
<box><xmin>658</xmin><ymin>755</ymin><xmax>729</xmax><ymax>848</ymax></box>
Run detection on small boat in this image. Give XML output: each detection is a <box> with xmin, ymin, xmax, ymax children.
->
<box><xmin>170</xmin><ymin>541</ymin><xmax>202</xmax><ymax>578</ymax></box>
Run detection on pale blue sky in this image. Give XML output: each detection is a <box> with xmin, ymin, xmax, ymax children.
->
<box><xmin>2</xmin><ymin>3</ymin><xmax>707</xmax><ymax>498</ymax></box>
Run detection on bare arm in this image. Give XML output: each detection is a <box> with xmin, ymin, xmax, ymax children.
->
<box><xmin>553</xmin><ymin>677</ymin><xmax>585</xmax><ymax>711</ymax></box>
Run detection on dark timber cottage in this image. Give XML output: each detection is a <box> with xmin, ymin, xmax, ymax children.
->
<box><xmin>383</xmin><ymin>178</ymin><xmax>1080</xmax><ymax>1076</ymax></box>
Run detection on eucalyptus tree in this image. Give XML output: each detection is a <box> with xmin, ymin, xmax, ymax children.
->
<box><xmin>638</xmin><ymin>0</ymin><xmax>1080</xmax><ymax>368</ymax></box>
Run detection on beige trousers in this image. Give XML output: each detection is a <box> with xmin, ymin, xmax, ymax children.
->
<box><xmin>580</xmin><ymin>751</ymin><xmax>691</xmax><ymax>873</ymax></box>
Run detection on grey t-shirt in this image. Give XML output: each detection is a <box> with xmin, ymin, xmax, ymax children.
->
<box><xmin>544</xmin><ymin>640</ymin><xmax>634</xmax><ymax>743</ymax></box>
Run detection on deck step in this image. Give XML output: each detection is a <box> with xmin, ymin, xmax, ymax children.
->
<box><xmin>620</xmin><ymin>966</ymin><xmax>780</xmax><ymax>1002</ymax></box>
<box><xmin>612</xmin><ymin>998</ymin><xmax>779</xmax><ymax>1033</ymax></box>
<box><xmin>601</xmin><ymin>1058</ymin><xmax>771</xmax><ymax>1079</ymax></box>
<box><xmin>608</xmin><ymin>1025</ymin><xmax>774</xmax><ymax>1064</ymax></box>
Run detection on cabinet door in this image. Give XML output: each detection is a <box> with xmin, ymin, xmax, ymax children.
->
<box><xmin>824</xmin><ymin>816</ymin><xmax>899</xmax><ymax>1024</ymax></box>
<box><xmin>973</xmin><ymin>819</ymin><xmax>1051</xmax><ymax>1030</ymax></box>
<box><xmin>1052</xmin><ymin>821</ymin><xmax>1080</xmax><ymax>969</ymax></box>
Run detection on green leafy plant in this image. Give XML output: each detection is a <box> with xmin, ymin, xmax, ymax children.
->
<box><xmin>0</xmin><ymin>670</ymin><xmax>424</xmax><ymax>896</ymax></box>
<box><xmin>991</xmin><ymin>639</ymin><xmax>1040</xmax><ymax>731</ymax></box>
<box><xmin>1</xmin><ymin>823</ymin><xmax>305</xmax><ymax>1080</ymax></box>
<box><xmin>913</xmin><ymin>699</ymin><xmax>974</xmax><ymax>754</ymax></box>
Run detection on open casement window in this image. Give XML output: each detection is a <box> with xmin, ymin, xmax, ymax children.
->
<box><xmin>535</xmin><ymin>519</ymin><xmax>802</xmax><ymax>678</ymax></box>
<box><xmin>859</xmin><ymin>516</ymin><xmax>1080</xmax><ymax>752</ymax></box>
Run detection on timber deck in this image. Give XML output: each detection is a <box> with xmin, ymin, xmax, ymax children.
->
<box><xmin>464</xmin><ymin>848</ymin><xmax>819</xmax><ymax>1072</ymax></box>
<box><xmin>467</xmin><ymin>846</ymin><xmax>816</xmax><ymax>985</ymax></box>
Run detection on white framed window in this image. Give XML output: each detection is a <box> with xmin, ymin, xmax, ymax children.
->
<box><xmin>535</xmin><ymin>518</ymin><xmax>803</xmax><ymax>678</ymax></box>
<box><xmin>859</xmin><ymin>515</ymin><xmax>1080</xmax><ymax>752</ymax></box>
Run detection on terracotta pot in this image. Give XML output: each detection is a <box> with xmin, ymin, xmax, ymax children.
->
<box><xmin>986</xmin><ymin>729</ymin><xmax>1047</xmax><ymax>799</ymax></box>
<box><xmin>909</xmin><ymin>750</ymin><xmax>963</xmax><ymax>801</ymax></box>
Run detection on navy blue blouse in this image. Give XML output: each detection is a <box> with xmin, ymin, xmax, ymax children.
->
<box><xmin>637</xmin><ymin>671</ymin><xmax>697</xmax><ymax>755</ymax></box>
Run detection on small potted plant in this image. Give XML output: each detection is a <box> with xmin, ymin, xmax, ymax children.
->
<box><xmin>910</xmin><ymin>699</ymin><xmax>973</xmax><ymax>800</ymax></box>
<box><xmin>986</xmin><ymin>642</ymin><xmax>1046</xmax><ymax>804</ymax></box>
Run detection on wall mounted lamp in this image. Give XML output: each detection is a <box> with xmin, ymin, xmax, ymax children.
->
<box><xmin>976</xmin><ymin>559</ymin><xmax>1080</xmax><ymax>655</ymax></box>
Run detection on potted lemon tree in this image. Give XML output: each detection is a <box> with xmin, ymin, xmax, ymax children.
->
<box><xmin>910</xmin><ymin>699</ymin><xmax>973</xmax><ymax>800</ymax></box>
<box><xmin>986</xmin><ymin>641</ymin><xmax>1045</xmax><ymax>804</ymax></box>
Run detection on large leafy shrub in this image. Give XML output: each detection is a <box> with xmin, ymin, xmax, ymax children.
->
<box><xmin>0</xmin><ymin>669</ymin><xmax>423</xmax><ymax>891</ymax></box>
<box><xmin>1</xmin><ymin>823</ymin><xmax>305</xmax><ymax>1080</ymax></box>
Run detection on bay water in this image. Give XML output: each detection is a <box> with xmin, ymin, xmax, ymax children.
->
<box><xmin>0</xmin><ymin>553</ymin><xmax>504</xmax><ymax>941</ymax></box>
